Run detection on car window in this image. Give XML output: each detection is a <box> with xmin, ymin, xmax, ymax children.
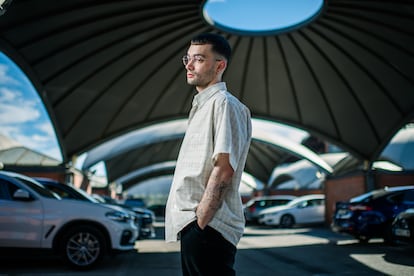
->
<box><xmin>0</xmin><ymin>181</ymin><xmax>6</xmax><ymax>199</ymax></box>
<box><xmin>311</xmin><ymin>199</ymin><xmax>324</xmax><ymax>206</ymax></box>
<box><xmin>0</xmin><ymin>179</ymin><xmax>19</xmax><ymax>200</ymax></box>
<box><xmin>387</xmin><ymin>192</ymin><xmax>405</xmax><ymax>204</ymax></box>
<box><xmin>402</xmin><ymin>190</ymin><xmax>414</xmax><ymax>205</ymax></box>
<box><xmin>16</xmin><ymin>177</ymin><xmax>59</xmax><ymax>199</ymax></box>
<box><xmin>270</xmin><ymin>199</ymin><xmax>291</xmax><ymax>206</ymax></box>
<box><xmin>298</xmin><ymin>201</ymin><xmax>309</xmax><ymax>208</ymax></box>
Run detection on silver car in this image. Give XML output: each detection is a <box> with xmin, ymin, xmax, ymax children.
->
<box><xmin>258</xmin><ymin>194</ymin><xmax>325</xmax><ymax>228</ymax></box>
<box><xmin>243</xmin><ymin>195</ymin><xmax>297</xmax><ymax>223</ymax></box>
<box><xmin>0</xmin><ymin>171</ymin><xmax>139</xmax><ymax>269</ymax></box>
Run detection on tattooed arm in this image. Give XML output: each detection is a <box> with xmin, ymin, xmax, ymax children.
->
<box><xmin>196</xmin><ymin>153</ymin><xmax>234</xmax><ymax>229</ymax></box>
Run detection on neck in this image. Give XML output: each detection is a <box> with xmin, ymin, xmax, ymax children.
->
<box><xmin>196</xmin><ymin>79</ymin><xmax>222</xmax><ymax>93</ymax></box>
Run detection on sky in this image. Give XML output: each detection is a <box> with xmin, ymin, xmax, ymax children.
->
<box><xmin>203</xmin><ymin>0</ymin><xmax>323</xmax><ymax>34</ymax></box>
<box><xmin>0</xmin><ymin>52</ymin><xmax>62</xmax><ymax>161</ymax></box>
<box><xmin>0</xmin><ymin>1</ymin><xmax>324</xmax><ymax>174</ymax></box>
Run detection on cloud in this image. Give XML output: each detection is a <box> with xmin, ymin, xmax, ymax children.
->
<box><xmin>8</xmin><ymin>126</ymin><xmax>61</xmax><ymax>160</ymax></box>
<box><xmin>12</xmin><ymin>132</ymin><xmax>48</xmax><ymax>149</ymax></box>
<box><xmin>0</xmin><ymin>86</ymin><xmax>17</xmax><ymax>101</ymax></box>
<box><xmin>0</xmin><ymin>64</ymin><xmax>19</xmax><ymax>85</ymax></box>
<box><xmin>0</xmin><ymin>125</ymin><xmax>24</xmax><ymax>138</ymax></box>
<box><xmin>37</xmin><ymin>121</ymin><xmax>56</xmax><ymax>137</ymax></box>
<box><xmin>0</xmin><ymin>58</ymin><xmax>62</xmax><ymax>161</ymax></box>
<box><xmin>0</xmin><ymin>87</ymin><xmax>41</xmax><ymax>124</ymax></box>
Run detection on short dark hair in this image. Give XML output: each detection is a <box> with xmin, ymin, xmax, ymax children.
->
<box><xmin>190</xmin><ymin>33</ymin><xmax>231</xmax><ymax>62</ymax></box>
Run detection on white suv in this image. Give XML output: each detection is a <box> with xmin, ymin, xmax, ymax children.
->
<box><xmin>0</xmin><ymin>171</ymin><xmax>139</xmax><ymax>269</ymax></box>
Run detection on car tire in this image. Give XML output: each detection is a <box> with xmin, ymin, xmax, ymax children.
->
<box><xmin>280</xmin><ymin>214</ymin><xmax>295</xmax><ymax>228</ymax></box>
<box><xmin>59</xmin><ymin>225</ymin><xmax>107</xmax><ymax>269</ymax></box>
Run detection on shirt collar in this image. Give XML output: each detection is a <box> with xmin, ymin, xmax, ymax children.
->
<box><xmin>192</xmin><ymin>82</ymin><xmax>227</xmax><ymax>108</ymax></box>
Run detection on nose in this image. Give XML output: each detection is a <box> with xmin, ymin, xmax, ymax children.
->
<box><xmin>185</xmin><ymin>59</ymin><xmax>195</xmax><ymax>70</ymax></box>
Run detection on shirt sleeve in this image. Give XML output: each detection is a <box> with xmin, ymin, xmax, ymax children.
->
<box><xmin>212</xmin><ymin>97</ymin><xmax>251</xmax><ymax>171</ymax></box>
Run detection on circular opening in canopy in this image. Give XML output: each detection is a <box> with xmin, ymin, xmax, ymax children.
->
<box><xmin>202</xmin><ymin>0</ymin><xmax>324</xmax><ymax>35</ymax></box>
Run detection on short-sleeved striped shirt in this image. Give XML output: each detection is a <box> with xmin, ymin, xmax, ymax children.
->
<box><xmin>165</xmin><ymin>82</ymin><xmax>252</xmax><ymax>246</ymax></box>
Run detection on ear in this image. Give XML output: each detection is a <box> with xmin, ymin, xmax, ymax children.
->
<box><xmin>217</xmin><ymin>60</ymin><xmax>227</xmax><ymax>73</ymax></box>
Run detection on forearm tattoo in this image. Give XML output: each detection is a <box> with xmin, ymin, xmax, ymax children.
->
<box><xmin>206</xmin><ymin>181</ymin><xmax>228</xmax><ymax>207</ymax></box>
<box><xmin>197</xmin><ymin>179</ymin><xmax>229</xmax><ymax>220</ymax></box>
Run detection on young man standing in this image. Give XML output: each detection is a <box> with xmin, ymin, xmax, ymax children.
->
<box><xmin>165</xmin><ymin>33</ymin><xmax>252</xmax><ymax>276</ymax></box>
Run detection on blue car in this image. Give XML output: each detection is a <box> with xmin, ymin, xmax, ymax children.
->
<box><xmin>331</xmin><ymin>186</ymin><xmax>414</xmax><ymax>243</ymax></box>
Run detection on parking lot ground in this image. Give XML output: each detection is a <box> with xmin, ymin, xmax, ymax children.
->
<box><xmin>237</xmin><ymin>225</ymin><xmax>414</xmax><ymax>275</ymax></box>
<box><xmin>1</xmin><ymin>223</ymin><xmax>414</xmax><ymax>275</ymax></box>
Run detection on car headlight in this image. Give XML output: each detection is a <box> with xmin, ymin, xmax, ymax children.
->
<box><xmin>397</xmin><ymin>218</ymin><xmax>409</xmax><ymax>229</ymax></box>
<box><xmin>106</xmin><ymin>211</ymin><xmax>132</xmax><ymax>223</ymax></box>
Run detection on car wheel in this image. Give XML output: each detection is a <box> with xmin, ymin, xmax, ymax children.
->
<box><xmin>60</xmin><ymin>225</ymin><xmax>106</xmax><ymax>269</ymax></box>
<box><xmin>280</xmin><ymin>214</ymin><xmax>295</xmax><ymax>228</ymax></box>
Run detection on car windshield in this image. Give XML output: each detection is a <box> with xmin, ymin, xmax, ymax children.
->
<box><xmin>124</xmin><ymin>198</ymin><xmax>146</xmax><ymax>207</ymax></box>
<box><xmin>286</xmin><ymin>197</ymin><xmax>308</xmax><ymax>207</ymax></box>
<box><xmin>17</xmin><ymin>177</ymin><xmax>60</xmax><ymax>199</ymax></box>
<box><xmin>72</xmin><ymin>185</ymin><xmax>100</xmax><ymax>203</ymax></box>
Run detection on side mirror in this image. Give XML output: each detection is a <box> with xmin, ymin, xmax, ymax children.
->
<box><xmin>13</xmin><ymin>189</ymin><xmax>33</xmax><ymax>201</ymax></box>
<box><xmin>298</xmin><ymin>202</ymin><xmax>308</xmax><ymax>209</ymax></box>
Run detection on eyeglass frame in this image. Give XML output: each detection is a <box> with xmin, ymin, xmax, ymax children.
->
<box><xmin>182</xmin><ymin>54</ymin><xmax>223</xmax><ymax>66</ymax></box>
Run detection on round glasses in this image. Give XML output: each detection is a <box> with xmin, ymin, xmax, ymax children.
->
<box><xmin>182</xmin><ymin>55</ymin><xmax>222</xmax><ymax>66</ymax></box>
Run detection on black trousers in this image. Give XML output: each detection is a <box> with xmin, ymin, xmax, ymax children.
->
<box><xmin>180</xmin><ymin>221</ymin><xmax>237</xmax><ymax>276</ymax></box>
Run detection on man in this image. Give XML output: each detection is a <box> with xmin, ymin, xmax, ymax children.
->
<box><xmin>165</xmin><ymin>33</ymin><xmax>252</xmax><ymax>276</ymax></box>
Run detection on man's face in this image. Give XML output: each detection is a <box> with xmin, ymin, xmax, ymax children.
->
<box><xmin>184</xmin><ymin>44</ymin><xmax>222</xmax><ymax>91</ymax></box>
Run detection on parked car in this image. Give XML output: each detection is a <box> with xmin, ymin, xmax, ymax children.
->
<box><xmin>35</xmin><ymin>178</ymin><xmax>154</xmax><ymax>240</ymax></box>
<box><xmin>0</xmin><ymin>171</ymin><xmax>138</xmax><ymax>269</ymax></box>
<box><xmin>243</xmin><ymin>195</ymin><xmax>297</xmax><ymax>223</ymax></box>
<box><xmin>123</xmin><ymin>197</ymin><xmax>147</xmax><ymax>208</ymax></box>
<box><xmin>392</xmin><ymin>208</ymin><xmax>414</xmax><ymax>245</ymax></box>
<box><xmin>258</xmin><ymin>194</ymin><xmax>325</xmax><ymax>228</ymax></box>
<box><xmin>147</xmin><ymin>204</ymin><xmax>166</xmax><ymax>219</ymax></box>
<box><xmin>331</xmin><ymin>186</ymin><xmax>414</xmax><ymax>243</ymax></box>
<box><xmin>98</xmin><ymin>194</ymin><xmax>156</xmax><ymax>239</ymax></box>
